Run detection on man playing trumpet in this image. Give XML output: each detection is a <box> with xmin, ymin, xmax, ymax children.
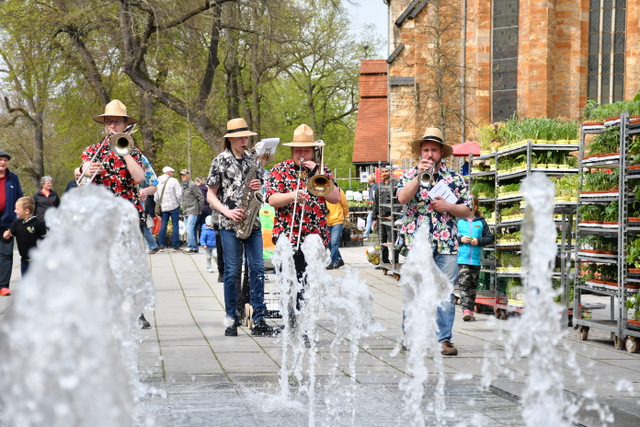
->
<box><xmin>396</xmin><ymin>127</ymin><xmax>472</xmax><ymax>356</ymax></box>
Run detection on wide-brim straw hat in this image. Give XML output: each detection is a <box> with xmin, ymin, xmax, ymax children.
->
<box><xmin>282</xmin><ymin>124</ymin><xmax>325</xmax><ymax>147</ymax></box>
<box><xmin>93</xmin><ymin>99</ymin><xmax>138</xmax><ymax>124</ymax></box>
<box><xmin>411</xmin><ymin>127</ymin><xmax>453</xmax><ymax>158</ymax></box>
<box><xmin>222</xmin><ymin>118</ymin><xmax>258</xmax><ymax>138</ymax></box>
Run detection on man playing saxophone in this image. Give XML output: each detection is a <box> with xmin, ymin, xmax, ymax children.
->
<box><xmin>206</xmin><ymin>118</ymin><xmax>280</xmax><ymax>338</ymax></box>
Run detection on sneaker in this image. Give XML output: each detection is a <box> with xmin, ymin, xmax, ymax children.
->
<box><xmin>462</xmin><ymin>309</ymin><xmax>474</xmax><ymax>321</ymax></box>
<box><xmin>184</xmin><ymin>248</ymin><xmax>198</xmax><ymax>254</ymax></box>
<box><xmin>207</xmin><ymin>268</ymin><xmax>214</xmax><ymax>273</ymax></box>
<box><xmin>138</xmin><ymin>314</ymin><xmax>151</xmax><ymax>329</ymax></box>
<box><xmin>217</xmin><ymin>275</ymin><xmax>224</xmax><ymax>283</ymax></box>
<box><xmin>173</xmin><ymin>247</ymin><xmax>183</xmax><ymax>252</ymax></box>
<box><xmin>0</xmin><ymin>287</ymin><xmax>11</xmax><ymax>296</ymax></box>
<box><xmin>333</xmin><ymin>260</ymin><xmax>345</xmax><ymax>269</ymax></box>
<box><xmin>441</xmin><ymin>341</ymin><xmax>458</xmax><ymax>356</ymax></box>
<box><xmin>251</xmin><ymin>320</ymin><xmax>281</xmax><ymax>337</ymax></box>
<box><xmin>149</xmin><ymin>247</ymin><xmax>160</xmax><ymax>255</ymax></box>
<box><xmin>225</xmin><ymin>325</ymin><xmax>237</xmax><ymax>336</ymax></box>
<box><xmin>157</xmin><ymin>247</ymin><xmax>164</xmax><ymax>252</ymax></box>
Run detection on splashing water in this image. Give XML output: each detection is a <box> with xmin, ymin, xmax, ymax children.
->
<box><xmin>482</xmin><ymin>173</ymin><xmax>613</xmax><ymax>426</ymax></box>
<box><xmin>397</xmin><ymin>225</ymin><xmax>452</xmax><ymax>426</ymax></box>
<box><xmin>324</xmin><ymin>268</ymin><xmax>382</xmax><ymax>426</ymax></box>
<box><xmin>0</xmin><ymin>185</ymin><xmax>155</xmax><ymax>427</ymax></box>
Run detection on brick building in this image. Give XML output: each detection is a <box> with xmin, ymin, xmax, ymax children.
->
<box><xmin>355</xmin><ymin>0</ymin><xmax>640</xmax><ymax>167</ymax></box>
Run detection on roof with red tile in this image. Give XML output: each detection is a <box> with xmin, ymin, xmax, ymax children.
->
<box><xmin>353</xmin><ymin>60</ymin><xmax>388</xmax><ymax>164</ymax></box>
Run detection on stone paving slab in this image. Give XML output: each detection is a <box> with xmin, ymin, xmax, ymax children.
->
<box><xmin>2</xmin><ymin>243</ymin><xmax>640</xmax><ymax>426</ymax></box>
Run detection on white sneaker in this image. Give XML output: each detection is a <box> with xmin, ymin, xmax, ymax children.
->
<box><xmin>207</xmin><ymin>268</ymin><xmax>214</xmax><ymax>273</ymax></box>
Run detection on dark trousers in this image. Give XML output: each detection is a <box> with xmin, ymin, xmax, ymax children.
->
<box><xmin>380</xmin><ymin>224</ymin><xmax>398</xmax><ymax>264</ymax></box>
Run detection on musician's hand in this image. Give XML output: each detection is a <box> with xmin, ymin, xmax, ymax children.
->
<box><xmin>292</xmin><ymin>190</ymin><xmax>308</xmax><ymax>204</ymax></box>
<box><xmin>248</xmin><ymin>179</ymin><xmax>262</xmax><ymax>192</ymax></box>
<box><xmin>430</xmin><ymin>196</ymin><xmax>450</xmax><ymax>213</ymax></box>
<box><xmin>418</xmin><ymin>158</ymin><xmax>434</xmax><ymax>172</ymax></box>
<box><xmin>302</xmin><ymin>160</ymin><xmax>317</xmax><ymax>173</ymax></box>
<box><xmin>225</xmin><ymin>208</ymin><xmax>245</xmax><ymax>222</ymax></box>
<box><xmin>88</xmin><ymin>162</ymin><xmax>104</xmax><ymax>176</ymax></box>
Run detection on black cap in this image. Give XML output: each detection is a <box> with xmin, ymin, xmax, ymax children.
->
<box><xmin>0</xmin><ymin>150</ymin><xmax>11</xmax><ymax>160</ymax></box>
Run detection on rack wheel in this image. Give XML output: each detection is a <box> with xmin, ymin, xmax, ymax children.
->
<box><xmin>625</xmin><ymin>337</ymin><xmax>639</xmax><ymax>353</ymax></box>
<box><xmin>453</xmin><ymin>296</ymin><xmax>459</xmax><ymax>305</ymax></box>
<box><xmin>500</xmin><ymin>310</ymin><xmax>507</xmax><ymax>320</ymax></box>
<box><xmin>578</xmin><ymin>326</ymin><xmax>589</xmax><ymax>341</ymax></box>
<box><xmin>393</xmin><ymin>273</ymin><xmax>400</xmax><ymax>281</ymax></box>
<box><xmin>494</xmin><ymin>308</ymin><xmax>500</xmax><ymax>318</ymax></box>
<box><xmin>474</xmin><ymin>303</ymin><xmax>482</xmax><ymax>313</ymax></box>
<box><xmin>613</xmin><ymin>334</ymin><xmax>623</xmax><ymax>350</ymax></box>
<box><xmin>381</xmin><ymin>267</ymin><xmax>388</xmax><ymax>275</ymax></box>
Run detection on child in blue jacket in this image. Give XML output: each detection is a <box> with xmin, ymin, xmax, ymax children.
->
<box><xmin>456</xmin><ymin>195</ymin><xmax>493</xmax><ymax>321</ymax></box>
<box><xmin>200</xmin><ymin>215</ymin><xmax>217</xmax><ymax>273</ymax></box>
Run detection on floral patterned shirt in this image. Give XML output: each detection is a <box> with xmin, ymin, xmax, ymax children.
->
<box><xmin>82</xmin><ymin>137</ymin><xmax>145</xmax><ymax>221</ymax></box>
<box><xmin>265</xmin><ymin>159</ymin><xmax>334</xmax><ymax>247</ymax></box>
<box><xmin>395</xmin><ymin>163</ymin><xmax>472</xmax><ymax>256</ymax></box>
<box><xmin>206</xmin><ymin>148</ymin><xmax>263</xmax><ymax>232</ymax></box>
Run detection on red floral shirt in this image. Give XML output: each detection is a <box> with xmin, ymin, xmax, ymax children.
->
<box><xmin>265</xmin><ymin>159</ymin><xmax>334</xmax><ymax>247</ymax></box>
<box><xmin>82</xmin><ymin>137</ymin><xmax>144</xmax><ymax>221</ymax></box>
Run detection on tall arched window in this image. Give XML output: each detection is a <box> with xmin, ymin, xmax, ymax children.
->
<box><xmin>588</xmin><ymin>0</ymin><xmax>626</xmax><ymax>103</ymax></box>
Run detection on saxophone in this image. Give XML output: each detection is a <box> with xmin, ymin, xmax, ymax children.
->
<box><xmin>235</xmin><ymin>147</ymin><xmax>264</xmax><ymax>239</ymax></box>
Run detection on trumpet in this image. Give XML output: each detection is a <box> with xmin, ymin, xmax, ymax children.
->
<box><xmin>418</xmin><ymin>165</ymin><xmax>436</xmax><ymax>186</ymax></box>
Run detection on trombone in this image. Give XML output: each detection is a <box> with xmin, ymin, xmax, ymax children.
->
<box><xmin>288</xmin><ymin>142</ymin><xmax>336</xmax><ymax>250</ymax></box>
<box><xmin>77</xmin><ymin>125</ymin><xmax>137</xmax><ymax>185</ymax></box>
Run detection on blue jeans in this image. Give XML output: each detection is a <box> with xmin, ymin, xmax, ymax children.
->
<box><xmin>20</xmin><ymin>258</ymin><xmax>30</xmax><ymax>277</ymax></box>
<box><xmin>158</xmin><ymin>207</ymin><xmax>181</xmax><ymax>249</ymax></box>
<box><xmin>142</xmin><ymin>224</ymin><xmax>159</xmax><ymax>250</ymax></box>
<box><xmin>184</xmin><ymin>214</ymin><xmax>198</xmax><ymax>250</ymax></box>
<box><xmin>364</xmin><ymin>211</ymin><xmax>373</xmax><ymax>237</ymax></box>
<box><xmin>219</xmin><ymin>228</ymin><xmax>266</xmax><ymax>323</ymax></box>
<box><xmin>328</xmin><ymin>223</ymin><xmax>344</xmax><ymax>265</ymax></box>
<box><xmin>434</xmin><ymin>253</ymin><xmax>458</xmax><ymax>343</ymax></box>
<box><xmin>0</xmin><ymin>235</ymin><xmax>14</xmax><ymax>287</ymax></box>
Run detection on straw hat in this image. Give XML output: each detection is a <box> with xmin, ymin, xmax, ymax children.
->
<box><xmin>282</xmin><ymin>124</ymin><xmax>325</xmax><ymax>147</ymax></box>
<box><xmin>222</xmin><ymin>118</ymin><xmax>257</xmax><ymax>138</ymax></box>
<box><xmin>411</xmin><ymin>127</ymin><xmax>453</xmax><ymax>158</ymax></box>
<box><xmin>93</xmin><ymin>99</ymin><xmax>138</xmax><ymax>124</ymax></box>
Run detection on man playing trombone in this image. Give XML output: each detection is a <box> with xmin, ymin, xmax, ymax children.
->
<box><xmin>265</xmin><ymin>124</ymin><xmax>340</xmax><ymax>327</ymax></box>
<box><xmin>80</xmin><ymin>99</ymin><xmax>146</xmax><ymax>222</ymax></box>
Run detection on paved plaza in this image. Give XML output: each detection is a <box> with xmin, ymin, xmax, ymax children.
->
<box><xmin>2</xmin><ymin>243</ymin><xmax>640</xmax><ymax>426</ymax></box>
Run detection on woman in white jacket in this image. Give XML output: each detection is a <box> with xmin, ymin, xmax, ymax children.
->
<box><xmin>155</xmin><ymin>166</ymin><xmax>183</xmax><ymax>251</ymax></box>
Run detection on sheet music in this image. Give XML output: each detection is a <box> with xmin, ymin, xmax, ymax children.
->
<box><xmin>428</xmin><ymin>180</ymin><xmax>458</xmax><ymax>203</ymax></box>
<box><xmin>257</xmin><ymin>138</ymin><xmax>279</xmax><ymax>156</ymax></box>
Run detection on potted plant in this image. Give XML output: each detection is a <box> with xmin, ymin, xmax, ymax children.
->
<box><xmin>603</xmin><ymin>201</ymin><xmax>619</xmax><ymax>224</ymax></box>
<box><xmin>587</xmin><ymin>127</ymin><xmax>620</xmax><ymax>158</ymax></box>
<box><xmin>626</xmin><ymin>294</ymin><xmax>640</xmax><ymax>326</ymax></box>
<box><xmin>626</xmin><ymin>235</ymin><xmax>640</xmax><ymax>273</ymax></box>
<box><xmin>471</xmin><ymin>181</ymin><xmax>495</xmax><ymax>198</ymax></box>
<box><xmin>578</xmin><ymin>204</ymin><xmax>605</xmax><ymax>223</ymax></box>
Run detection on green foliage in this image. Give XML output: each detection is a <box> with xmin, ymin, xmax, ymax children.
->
<box><xmin>582</xmin><ymin>170</ymin><xmax>619</xmax><ymax>192</ymax></box>
<box><xmin>603</xmin><ymin>201</ymin><xmax>619</xmax><ymax>222</ymax></box>
<box><xmin>627</xmin><ymin>235</ymin><xmax>640</xmax><ymax>269</ymax></box>
<box><xmin>471</xmin><ymin>180</ymin><xmax>494</xmax><ymax>197</ymax></box>
<box><xmin>582</xmin><ymin>92</ymin><xmax>640</xmax><ymax>122</ymax></box>
<box><xmin>577</xmin><ymin>204</ymin><xmax>604</xmax><ymax>222</ymax></box>
<box><xmin>588</xmin><ymin>127</ymin><xmax>620</xmax><ymax>156</ymax></box>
